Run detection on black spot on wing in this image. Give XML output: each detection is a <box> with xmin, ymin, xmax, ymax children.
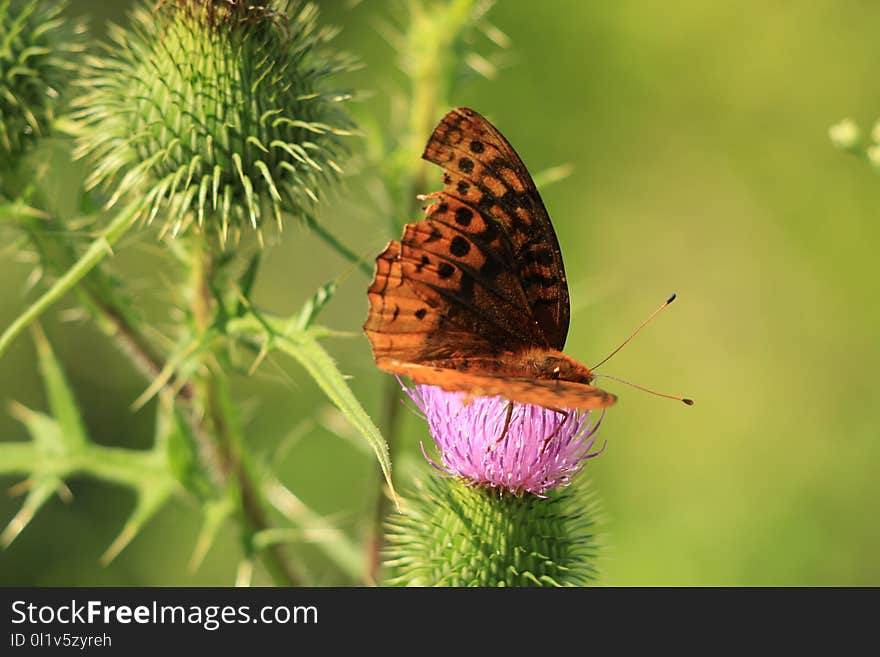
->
<box><xmin>455</xmin><ymin>207</ymin><xmax>473</xmax><ymax>226</ymax></box>
<box><xmin>437</xmin><ymin>262</ymin><xmax>455</xmax><ymax>279</ymax></box>
<box><xmin>450</xmin><ymin>235</ymin><xmax>471</xmax><ymax>257</ymax></box>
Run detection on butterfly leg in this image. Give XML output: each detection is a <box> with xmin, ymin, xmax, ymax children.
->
<box><xmin>488</xmin><ymin>402</ymin><xmax>515</xmax><ymax>452</ymax></box>
<box><xmin>540</xmin><ymin>408</ymin><xmax>570</xmax><ymax>453</ymax></box>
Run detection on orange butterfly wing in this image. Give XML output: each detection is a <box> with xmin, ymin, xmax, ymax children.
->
<box><xmin>422</xmin><ymin>107</ymin><xmax>570</xmax><ymax>350</ymax></box>
<box><xmin>380</xmin><ymin>359</ymin><xmax>616</xmax><ymax>410</ymax></box>
<box><xmin>365</xmin><ymin>240</ymin><xmax>498</xmax><ymax>363</ymax></box>
<box><xmin>364</xmin><ymin>107</ymin><xmax>616</xmax><ymax>411</ymax></box>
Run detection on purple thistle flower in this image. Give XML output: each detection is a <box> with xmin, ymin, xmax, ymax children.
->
<box><xmin>403</xmin><ymin>383</ymin><xmax>605</xmax><ymax>496</ymax></box>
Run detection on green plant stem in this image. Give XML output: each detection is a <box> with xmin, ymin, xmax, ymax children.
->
<box><xmin>81</xmin><ymin>289</ymin><xmax>195</xmax><ymax>401</ymax></box>
<box><xmin>208</xmin><ymin>374</ymin><xmax>301</xmax><ymax>587</ymax></box>
<box><xmin>0</xmin><ymin>199</ymin><xmax>140</xmax><ymax>358</ymax></box>
<box><xmin>305</xmin><ymin>213</ymin><xmax>372</xmax><ymax>277</ymax></box>
<box><xmin>189</xmin><ymin>235</ymin><xmax>300</xmax><ymax>587</ymax></box>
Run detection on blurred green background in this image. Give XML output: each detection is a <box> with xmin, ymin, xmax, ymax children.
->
<box><xmin>2</xmin><ymin>0</ymin><xmax>879</xmax><ymax>586</ymax></box>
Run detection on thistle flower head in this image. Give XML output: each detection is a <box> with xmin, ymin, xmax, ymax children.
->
<box><xmin>405</xmin><ymin>384</ymin><xmax>604</xmax><ymax>496</ymax></box>
<box><xmin>0</xmin><ymin>0</ymin><xmax>84</xmax><ymax>164</ymax></box>
<box><xmin>71</xmin><ymin>0</ymin><xmax>355</xmax><ymax>242</ymax></box>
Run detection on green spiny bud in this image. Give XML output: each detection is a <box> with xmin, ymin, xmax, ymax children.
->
<box><xmin>383</xmin><ymin>475</ymin><xmax>601</xmax><ymax>587</ymax></box>
<box><xmin>0</xmin><ymin>0</ymin><xmax>84</xmax><ymax>166</ymax></box>
<box><xmin>71</xmin><ymin>0</ymin><xmax>356</xmax><ymax>243</ymax></box>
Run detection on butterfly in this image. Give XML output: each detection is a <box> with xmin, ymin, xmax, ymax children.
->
<box><xmin>364</xmin><ymin>107</ymin><xmax>617</xmax><ymax>412</ymax></box>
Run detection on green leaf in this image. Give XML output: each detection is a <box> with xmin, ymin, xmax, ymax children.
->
<box><xmin>100</xmin><ymin>482</ymin><xmax>175</xmax><ymax>565</ymax></box>
<box><xmin>0</xmin><ymin>478</ymin><xmax>61</xmax><ymax>548</ymax></box>
<box><xmin>228</xmin><ymin>314</ymin><xmax>396</xmax><ymax>507</ymax></box>
<box><xmin>258</xmin><ymin>476</ymin><xmax>364</xmax><ymax>581</ymax></box>
<box><xmin>0</xmin><ymin>331</ymin><xmax>179</xmax><ymax>558</ymax></box>
<box><xmin>235</xmin><ymin>252</ymin><xmax>262</xmax><ymax>316</ymax></box>
<box><xmin>157</xmin><ymin>395</ymin><xmax>212</xmax><ymax>499</ymax></box>
<box><xmin>189</xmin><ymin>497</ymin><xmax>235</xmax><ymax>573</ymax></box>
<box><xmin>4</xmin><ymin>402</ymin><xmax>65</xmax><ymax>462</ymax></box>
<box><xmin>0</xmin><ymin>198</ymin><xmax>49</xmax><ymax>224</ymax></box>
<box><xmin>274</xmin><ymin>330</ymin><xmax>396</xmax><ymax>506</ymax></box>
<box><xmin>30</xmin><ymin>323</ymin><xmax>87</xmax><ymax>449</ymax></box>
<box><xmin>0</xmin><ymin>199</ymin><xmax>140</xmax><ymax>359</ymax></box>
<box><xmin>291</xmin><ymin>279</ymin><xmax>338</xmax><ymax>331</ymax></box>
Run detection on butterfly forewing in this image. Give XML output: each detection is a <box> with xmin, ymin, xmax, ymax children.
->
<box><xmin>397</xmin><ymin>196</ymin><xmax>544</xmax><ymax>351</ymax></box>
<box><xmin>364</xmin><ymin>108</ymin><xmax>617</xmax><ymax>412</ymax></box>
<box><xmin>422</xmin><ymin>107</ymin><xmax>570</xmax><ymax>350</ymax></box>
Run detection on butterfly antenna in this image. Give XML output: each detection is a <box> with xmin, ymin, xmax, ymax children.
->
<box><xmin>339</xmin><ymin>244</ymin><xmax>382</xmax><ymax>284</ymax></box>
<box><xmin>591</xmin><ymin>294</ymin><xmax>677</xmax><ymax>371</ymax></box>
<box><xmin>593</xmin><ymin>373</ymin><xmax>694</xmax><ymax>406</ymax></box>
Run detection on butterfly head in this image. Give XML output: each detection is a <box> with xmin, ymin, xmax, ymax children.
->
<box><xmin>522</xmin><ymin>350</ymin><xmax>595</xmax><ymax>386</ymax></box>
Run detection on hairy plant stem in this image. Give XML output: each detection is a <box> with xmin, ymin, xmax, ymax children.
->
<box><xmin>84</xmin><ymin>292</ymin><xmax>194</xmax><ymax>402</ymax></box>
<box><xmin>69</xmin><ymin>230</ymin><xmax>294</xmax><ymax>584</ymax></box>
<box><xmin>189</xmin><ymin>234</ymin><xmax>300</xmax><ymax>586</ymax></box>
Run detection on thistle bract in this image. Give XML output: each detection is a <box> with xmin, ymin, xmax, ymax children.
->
<box><xmin>384</xmin><ymin>475</ymin><xmax>600</xmax><ymax>586</ymax></box>
<box><xmin>0</xmin><ymin>0</ymin><xmax>83</xmax><ymax>164</ymax></box>
<box><xmin>72</xmin><ymin>0</ymin><xmax>355</xmax><ymax>242</ymax></box>
<box><xmin>405</xmin><ymin>384</ymin><xmax>604</xmax><ymax>496</ymax></box>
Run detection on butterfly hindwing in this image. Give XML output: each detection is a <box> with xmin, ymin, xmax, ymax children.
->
<box><xmin>422</xmin><ymin>107</ymin><xmax>571</xmax><ymax>350</ymax></box>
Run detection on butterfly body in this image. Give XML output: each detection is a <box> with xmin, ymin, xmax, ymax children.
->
<box><xmin>399</xmin><ymin>348</ymin><xmax>593</xmax><ymax>384</ymax></box>
<box><xmin>365</xmin><ymin>108</ymin><xmax>617</xmax><ymax>412</ymax></box>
